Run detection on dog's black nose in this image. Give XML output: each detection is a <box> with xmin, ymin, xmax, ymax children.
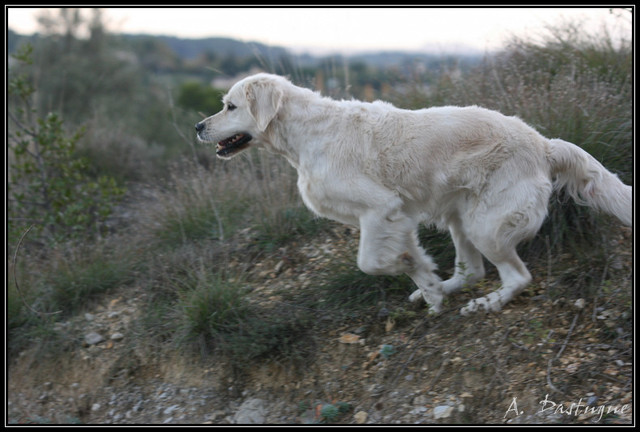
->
<box><xmin>195</xmin><ymin>122</ymin><xmax>205</xmax><ymax>132</ymax></box>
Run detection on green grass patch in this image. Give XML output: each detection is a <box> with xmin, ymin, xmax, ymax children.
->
<box><xmin>10</xmin><ymin>244</ymin><xmax>136</xmax><ymax>319</ymax></box>
<box><xmin>153</xmin><ymin>262</ymin><xmax>316</xmax><ymax>367</ymax></box>
<box><xmin>8</xmin><ymin>241</ymin><xmax>137</xmax><ymax>356</ymax></box>
<box><xmin>251</xmin><ymin>206</ymin><xmax>333</xmax><ymax>253</ymax></box>
<box><xmin>312</xmin><ymin>262</ymin><xmax>414</xmax><ymax>312</ymax></box>
<box><xmin>175</xmin><ymin>268</ymin><xmax>251</xmax><ymax>344</ymax></box>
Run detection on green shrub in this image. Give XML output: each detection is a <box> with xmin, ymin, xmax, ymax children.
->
<box><xmin>320</xmin><ymin>402</ymin><xmax>352</xmax><ymax>423</ymax></box>
<box><xmin>8</xmin><ymin>44</ymin><xmax>125</xmax><ymax>243</ymax></box>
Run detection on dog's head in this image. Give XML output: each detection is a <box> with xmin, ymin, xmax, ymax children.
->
<box><xmin>195</xmin><ymin>73</ymin><xmax>284</xmax><ymax>159</ymax></box>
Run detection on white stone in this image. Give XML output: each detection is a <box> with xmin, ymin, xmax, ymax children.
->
<box><xmin>233</xmin><ymin>398</ymin><xmax>266</xmax><ymax>424</ymax></box>
<box><xmin>84</xmin><ymin>332</ymin><xmax>104</xmax><ymax>345</ymax></box>
<box><xmin>433</xmin><ymin>405</ymin><xmax>454</xmax><ymax>419</ymax></box>
<box><xmin>354</xmin><ymin>411</ymin><xmax>368</xmax><ymax>424</ymax></box>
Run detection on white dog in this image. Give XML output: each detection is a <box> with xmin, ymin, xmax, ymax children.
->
<box><xmin>196</xmin><ymin>73</ymin><xmax>632</xmax><ymax>315</ymax></box>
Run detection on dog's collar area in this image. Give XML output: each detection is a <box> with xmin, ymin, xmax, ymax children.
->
<box><xmin>216</xmin><ymin>133</ymin><xmax>253</xmax><ymax>157</ymax></box>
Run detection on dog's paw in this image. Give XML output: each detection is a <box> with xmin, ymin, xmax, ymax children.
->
<box><xmin>426</xmin><ymin>302</ymin><xmax>442</xmax><ymax>315</ymax></box>
<box><xmin>408</xmin><ymin>289</ymin><xmax>423</xmax><ymax>303</ymax></box>
<box><xmin>408</xmin><ymin>289</ymin><xmax>442</xmax><ymax>314</ymax></box>
<box><xmin>460</xmin><ymin>294</ymin><xmax>502</xmax><ymax>316</ymax></box>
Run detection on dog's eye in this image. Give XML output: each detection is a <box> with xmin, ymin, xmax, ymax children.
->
<box><xmin>227</xmin><ymin>103</ymin><xmax>237</xmax><ymax>111</ymax></box>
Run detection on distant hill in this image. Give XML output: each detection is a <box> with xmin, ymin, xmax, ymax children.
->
<box><xmin>122</xmin><ymin>34</ymin><xmax>290</xmax><ymax>61</ymax></box>
<box><xmin>8</xmin><ymin>29</ymin><xmax>290</xmax><ymax>62</ymax></box>
<box><xmin>347</xmin><ymin>50</ymin><xmax>481</xmax><ymax>69</ymax></box>
<box><xmin>8</xmin><ymin>29</ymin><xmax>481</xmax><ymax>73</ymax></box>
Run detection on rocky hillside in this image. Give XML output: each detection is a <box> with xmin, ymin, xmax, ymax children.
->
<box><xmin>8</xmin><ymin>223</ymin><xmax>633</xmax><ymax>425</ymax></box>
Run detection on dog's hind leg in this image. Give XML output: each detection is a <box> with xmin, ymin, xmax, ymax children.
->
<box><xmin>357</xmin><ymin>208</ymin><xmax>443</xmax><ymax>313</ymax></box>
<box><xmin>457</xmin><ymin>209</ymin><xmax>536</xmax><ymax>315</ymax></box>
<box><xmin>460</xmin><ymin>244</ymin><xmax>531</xmax><ymax>315</ymax></box>
<box><xmin>460</xmin><ymin>218</ymin><xmax>542</xmax><ymax>315</ymax></box>
<box><xmin>458</xmin><ymin>171</ymin><xmax>549</xmax><ymax>314</ymax></box>
<box><xmin>441</xmin><ymin>217</ymin><xmax>486</xmax><ymax>295</ymax></box>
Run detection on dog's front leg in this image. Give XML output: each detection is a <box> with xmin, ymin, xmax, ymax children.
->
<box><xmin>407</xmin><ymin>268</ymin><xmax>444</xmax><ymax>314</ymax></box>
<box><xmin>405</xmin><ymin>230</ymin><xmax>444</xmax><ymax>314</ymax></box>
<box><xmin>357</xmin><ymin>208</ymin><xmax>443</xmax><ymax>314</ymax></box>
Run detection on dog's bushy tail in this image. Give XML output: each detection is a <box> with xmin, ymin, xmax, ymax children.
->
<box><xmin>548</xmin><ymin>138</ymin><xmax>632</xmax><ymax>227</ymax></box>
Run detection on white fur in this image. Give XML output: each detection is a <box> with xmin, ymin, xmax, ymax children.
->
<box><xmin>196</xmin><ymin>73</ymin><xmax>632</xmax><ymax>315</ymax></box>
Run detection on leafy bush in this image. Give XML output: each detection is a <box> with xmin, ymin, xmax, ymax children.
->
<box><xmin>8</xmin><ymin>44</ymin><xmax>125</xmax><ymax>243</ymax></box>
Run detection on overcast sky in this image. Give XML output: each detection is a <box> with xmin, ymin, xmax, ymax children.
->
<box><xmin>6</xmin><ymin>6</ymin><xmax>631</xmax><ymax>55</ymax></box>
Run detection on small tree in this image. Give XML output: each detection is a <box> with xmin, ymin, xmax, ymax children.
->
<box><xmin>8</xmin><ymin>44</ymin><xmax>125</xmax><ymax>243</ymax></box>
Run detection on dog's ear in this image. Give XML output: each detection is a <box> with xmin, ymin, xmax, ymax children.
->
<box><xmin>245</xmin><ymin>79</ymin><xmax>283</xmax><ymax>132</ymax></box>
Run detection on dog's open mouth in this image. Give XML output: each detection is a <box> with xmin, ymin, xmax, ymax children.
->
<box><xmin>216</xmin><ymin>133</ymin><xmax>252</xmax><ymax>157</ymax></box>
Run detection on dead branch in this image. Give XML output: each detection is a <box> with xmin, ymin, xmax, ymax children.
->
<box><xmin>546</xmin><ymin>312</ymin><xmax>579</xmax><ymax>395</ymax></box>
